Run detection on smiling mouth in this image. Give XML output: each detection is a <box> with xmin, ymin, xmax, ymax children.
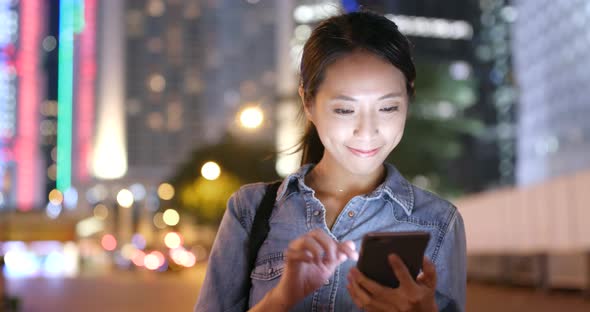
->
<box><xmin>347</xmin><ymin>147</ymin><xmax>380</xmax><ymax>157</ymax></box>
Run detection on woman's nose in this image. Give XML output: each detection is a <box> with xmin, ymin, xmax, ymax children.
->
<box><xmin>353</xmin><ymin>114</ymin><xmax>378</xmax><ymax>137</ymax></box>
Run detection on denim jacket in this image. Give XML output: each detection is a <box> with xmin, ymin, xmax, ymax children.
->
<box><xmin>195</xmin><ymin>163</ymin><xmax>466</xmax><ymax>312</ymax></box>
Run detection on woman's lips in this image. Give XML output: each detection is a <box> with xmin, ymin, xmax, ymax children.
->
<box><xmin>347</xmin><ymin>147</ymin><xmax>380</xmax><ymax>157</ymax></box>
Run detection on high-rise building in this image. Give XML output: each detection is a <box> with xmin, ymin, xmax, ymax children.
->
<box><xmin>120</xmin><ymin>0</ymin><xmax>278</xmax><ymax>184</ymax></box>
<box><xmin>514</xmin><ymin>0</ymin><xmax>590</xmax><ymax>185</ymax></box>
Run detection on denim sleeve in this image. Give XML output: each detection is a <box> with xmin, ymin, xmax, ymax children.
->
<box><xmin>434</xmin><ymin>207</ymin><xmax>467</xmax><ymax>312</ymax></box>
<box><xmin>194</xmin><ymin>192</ymin><xmax>251</xmax><ymax>312</ymax></box>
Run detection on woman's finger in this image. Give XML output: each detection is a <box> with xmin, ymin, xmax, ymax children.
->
<box><xmin>308</xmin><ymin>229</ymin><xmax>338</xmax><ymax>262</ymax></box>
<box><xmin>288</xmin><ymin>235</ymin><xmax>324</xmax><ymax>263</ymax></box>
<box><xmin>417</xmin><ymin>256</ymin><xmax>437</xmax><ymax>289</ymax></box>
<box><xmin>337</xmin><ymin>240</ymin><xmax>358</xmax><ymax>261</ymax></box>
<box><xmin>388</xmin><ymin>254</ymin><xmax>418</xmax><ymax>291</ymax></box>
<box><xmin>284</xmin><ymin>248</ymin><xmax>314</xmax><ymax>263</ymax></box>
<box><xmin>349</xmin><ymin>267</ymin><xmax>386</xmax><ymax>297</ymax></box>
<box><xmin>346</xmin><ymin>283</ymin><xmax>364</xmax><ymax>311</ymax></box>
<box><xmin>346</xmin><ymin>272</ymin><xmax>373</xmax><ymax>310</ymax></box>
<box><xmin>348</xmin><ymin>272</ymin><xmax>398</xmax><ymax>312</ymax></box>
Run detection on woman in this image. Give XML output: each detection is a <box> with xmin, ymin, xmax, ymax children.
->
<box><xmin>195</xmin><ymin>11</ymin><xmax>466</xmax><ymax>312</ymax></box>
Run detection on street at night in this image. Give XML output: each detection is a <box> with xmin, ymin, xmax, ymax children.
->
<box><xmin>6</xmin><ymin>264</ymin><xmax>590</xmax><ymax>312</ymax></box>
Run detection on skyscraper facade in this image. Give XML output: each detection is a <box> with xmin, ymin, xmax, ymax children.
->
<box><xmin>123</xmin><ymin>0</ymin><xmax>277</xmax><ymax>183</ymax></box>
<box><xmin>513</xmin><ymin>0</ymin><xmax>590</xmax><ymax>185</ymax></box>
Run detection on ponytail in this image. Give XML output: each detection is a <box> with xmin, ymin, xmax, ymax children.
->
<box><xmin>299</xmin><ymin>122</ymin><xmax>324</xmax><ymax>165</ymax></box>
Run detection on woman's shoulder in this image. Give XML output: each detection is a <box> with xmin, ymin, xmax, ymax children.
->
<box><xmin>231</xmin><ymin>182</ymin><xmax>271</xmax><ymax>209</ymax></box>
<box><xmin>226</xmin><ymin>182</ymin><xmax>279</xmax><ymax>231</ymax></box>
<box><xmin>231</xmin><ymin>180</ymin><xmax>287</xmax><ymax>211</ymax></box>
<box><xmin>408</xmin><ymin>184</ymin><xmax>460</xmax><ymax>226</ymax></box>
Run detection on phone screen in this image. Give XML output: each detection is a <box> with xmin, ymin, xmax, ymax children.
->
<box><xmin>357</xmin><ymin>231</ymin><xmax>430</xmax><ymax>288</ymax></box>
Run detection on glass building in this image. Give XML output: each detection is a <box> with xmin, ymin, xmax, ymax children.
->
<box><xmin>123</xmin><ymin>0</ymin><xmax>277</xmax><ymax>182</ymax></box>
<box><xmin>513</xmin><ymin>0</ymin><xmax>590</xmax><ymax>185</ymax></box>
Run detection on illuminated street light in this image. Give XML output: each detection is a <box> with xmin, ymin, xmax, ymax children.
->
<box><xmin>153</xmin><ymin>212</ymin><xmax>167</xmax><ymax>229</ymax></box>
<box><xmin>116</xmin><ymin>189</ymin><xmax>134</xmax><ymax>208</ymax></box>
<box><xmin>163</xmin><ymin>208</ymin><xmax>180</xmax><ymax>226</ymax></box>
<box><xmin>201</xmin><ymin>161</ymin><xmax>221</xmax><ymax>180</ymax></box>
<box><xmin>164</xmin><ymin>232</ymin><xmax>183</xmax><ymax>249</ymax></box>
<box><xmin>238</xmin><ymin>106</ymin><xmax>264</xmax><ymax>129</ymax></box>
<box><xmin>157</xmin><ymin>183</ymin><xmax>175</xmax><ymax>200</ymax></box>
<box><xmin>48</xmin><ymin>189</ymin><xmax>64</xmax><ymax>205</ymax></box>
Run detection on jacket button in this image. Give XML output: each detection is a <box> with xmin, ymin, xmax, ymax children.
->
<box><xmin>313</xmin><ymin>210</ymin><xmax>320</xmax><ymax>216</ymax></box>
<box><xmin>324</xmin><ymin>279</ymin><xmax>330</xmax><ymax>285</ymax></box>
<box><xmin>267</xmin><ymin>268</ymin><xmax>273</xmax><ymax>274</ymax></box>
<box><xmin>348</xmin><ymin>211</ymin><xmax>355</xmax><ymax>217</ymax></box>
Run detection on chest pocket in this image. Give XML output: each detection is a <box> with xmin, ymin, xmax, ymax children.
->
<box><xmin>250</xmin><ymin>252</ymin><xmax>285</xmax><ymax>281</ymax></box>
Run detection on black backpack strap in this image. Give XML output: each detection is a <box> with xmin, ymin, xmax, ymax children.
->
<box><xmin>248</xmin><ymin>181</ymin><xmax>282</xmax><ymax>273</ymax></box>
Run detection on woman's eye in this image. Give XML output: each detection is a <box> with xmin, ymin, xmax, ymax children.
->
<box><xmin>380</xmin><ymin>106</ymin><xmax>399</xmax><ymax>113</ymax></box>
<box><xmin>334</xmin><ymin>108</ymin><xmax>354</xmax><ymax>114</ymax></box>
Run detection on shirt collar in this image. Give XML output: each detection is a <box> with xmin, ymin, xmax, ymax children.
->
<box><xmin>275</xmin><ymin>163</ymin><xmax>415</xmax><ymax>216</ymax></box>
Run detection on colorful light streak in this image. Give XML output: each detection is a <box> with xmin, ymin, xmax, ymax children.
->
<box><xmin>15</xmin><ymin>0</ymin><xmax>43</xmax><ymax>211</ymax></box>
<box><xmin>76</xmin><ymin>0</ymin><xmax>96</xmax><ymax>182</ymax></box>
<box><xmin>57</xmin><ymin>0</ymin><xmax>75</xmax><ymax>191</ymax></box>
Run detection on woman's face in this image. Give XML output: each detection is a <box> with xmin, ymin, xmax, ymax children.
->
<box><xmin>304</xmin><ymin>51</ymin><xmax>409</xmax><ymax>176</ymax></box>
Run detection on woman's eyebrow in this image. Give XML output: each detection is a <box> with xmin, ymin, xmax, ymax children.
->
<box><xmin>329</xmin><ymin>92</ymin><xmax>403</xmax><ymax>102</ymax></box>
<box><xmin>330</xmin><ymin>94</ymin><xmax>357</xmax><ymax>102</ymax></box>
<box><xmin>378</xmin><ymin>92</ymin><xmax>403</xmax><ymax>100</ymax></box>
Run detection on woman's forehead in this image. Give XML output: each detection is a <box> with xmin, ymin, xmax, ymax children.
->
<box><xmin>318</xmin><ymin>53</ymin><xmax>407</xmax><ymax>98</ymax></box>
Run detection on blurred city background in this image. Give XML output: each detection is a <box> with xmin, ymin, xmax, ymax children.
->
<box><xmin>0</xmin><ymin>0</ymin><xmax>589</xmax><ymax>311</ymax></box>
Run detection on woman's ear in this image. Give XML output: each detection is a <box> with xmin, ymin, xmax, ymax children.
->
<box><xmin>299</xmin><ymin>85</ymin><xmax>313</xmax><ymax>121</ymax></box>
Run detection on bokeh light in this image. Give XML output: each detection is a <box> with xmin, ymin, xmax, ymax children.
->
<box><xmin>46</xmin><ymin>202</ymin><xmax>62</xmax><ymax>219</ymax></box>
<box><xmin>238</xmin><ymin>106</ymin><xmax>264</xmax><ymax>129</ymax></box>
<box><xmin>164</xmin><ymin>232</ymin><xmax>183</xmax><ymax>249</ymax></box>
<box><xmin>48</xmin><ymin>189</ymin><xmax>64</xmax><ymax>205</ymax></box>
<box><xmin>117</xmin><ymin>189</ymin><xmax>134</xmax><ymax>208</ymax></box>
<box><xmin>130</xmin><ymin>183</ymin><xmax>147</xmax><ymax>201</ymax></box>
<box><xmin>101</xmin><ymin>234</ymin><xmax>117</xmax><ymax>251</ymax></box>
<box><xmin>47</xmin><ymin>164</ymin><xmax>57</xmax><ymax>180</ymax></box>
<box><xmin>144</xmin><ymin>251</ymin><xmax>165</xmax><ymax>270</ymax></box>
<box><xmin>152</xmin><ymin>250</ymin><xmax>165</xmax><ymax>265</ymax></box>
<box><xmin>201</xmin><ymin>161</ymin><xmax>221</xmax><ymax>181</ymax></box>
<box><xmin>93</xmin><ymin>204</ymin><xmax>109</xmax><ymax>220</ymax></box>
<box><xmin>144</xmin><ymin>253</ymin><xmax>159</xmax><ymax>270</ymax></box>
<box><xmin>169</xmin><ymin>248</ymin><xmax>196</xmax><ymax>268</ymax></box>
<box><xmin>157</xmin><ymin>183</ymin><xmax>175</xmax><ymax>200</ymax></box>
<box><xmin>132</xmin><ymin>233</ymin><xmax>146</xmax><ymax>250</ymax></box>
<box><xmin>153</xmin><ymin>212</ymin><xmax>167</xmax><ymax>229</ymax></box>
<box><xmin>148</xmin><ymin>73</ymin><xmax>166</xmax><ymax>92</ymax></box>
<box><xmin>121</xmin><ymin>244</ymin><xmax>136</xmax><ymax>259</ymax></box>
<box><xmin>131</xmin><ymin>250</ymin><xmax>146</xmax><ymax>267</ymax></box>
<box><xmin>4</xmin><ymin>250</ymin><xmax>40</xmax><ymax>278</ymax></box>
<box><xmin>162</xmin><ymin>209</ymin><xmax>180</xmax><ymax>226</ymax></box>
<box><xmin>182</xmin><ymin>252</ymin><xmax>196</xmax><ymax>267</ymax></box>
<box><xmin>63</xmin><ymin>187</ymin><xmax>78</xmax><ymax>210</ymax></box>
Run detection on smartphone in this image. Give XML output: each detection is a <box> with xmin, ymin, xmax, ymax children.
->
<box><xmin>357</xmin><ymin>231</ymin><xmax>431</xmax><ymax>288</ymax></box>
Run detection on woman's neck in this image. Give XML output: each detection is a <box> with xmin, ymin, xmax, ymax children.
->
<box><xmin>306</xmin><ymin>158</ymin><xmax>386</xmax><ymax>198</ymax></box>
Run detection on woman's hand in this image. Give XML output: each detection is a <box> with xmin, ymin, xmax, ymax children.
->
<box><xmin>272</xmin><ymin>229</ymin><xmax>358</xmax><ymax>308</ymax></box>
<box><xmin>347</xmin><ymin>255</ymin><xmax>438</xmax><ymax>312</ymax></box>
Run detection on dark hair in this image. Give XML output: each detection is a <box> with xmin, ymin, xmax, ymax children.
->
<box><xmin>297</xmin><ymin>11</ymin><xmax>416</xmax><ymax>165</ymax></box>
